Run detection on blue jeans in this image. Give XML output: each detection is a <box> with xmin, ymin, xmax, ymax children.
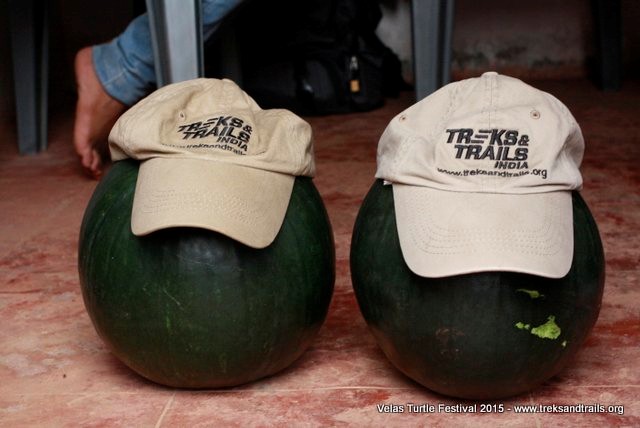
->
<box><xmin>92</xmin><ymin>0</ymin><xmax>244</xmax><ymax>106</ymax></box>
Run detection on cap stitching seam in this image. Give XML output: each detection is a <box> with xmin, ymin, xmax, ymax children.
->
<box><xmin>403</xmin><ymin>195</ymin><xmax>563</xmax><ymax>255</ymax></box>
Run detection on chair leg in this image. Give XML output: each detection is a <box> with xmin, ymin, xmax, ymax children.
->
<box><xmin>8</xmin><ymin>0</ymin><xmax>49</xmax><ymax>154</ymax></box>
<box><xmin>592</xmin><ymin>0</ymin><xmax>622</xmax><ymax>91</ymax></box>
<box><xmin>146</xmin><ymin>0</ymin><xmax>204</xmax><ymax>87</ymax></box>
<box><xmin>218</xmin><ymin>24</ymin><xmax>243</xmax><ymax>86</ymax></box>
<box><xmin>411</xmin><ymin>0</ymin><xmax>455</xmax><ymax>101</ymax></box>
<box><xmin>39</xmin><ymin>1</ymin><xmax>49</xmax><ymax>152</ymax></box>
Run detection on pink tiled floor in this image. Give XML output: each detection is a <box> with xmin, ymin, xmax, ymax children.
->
<box><xmin>1</xmin><ymin>80</ymin><xmax>639</xmax><ymax>427</ymax></box>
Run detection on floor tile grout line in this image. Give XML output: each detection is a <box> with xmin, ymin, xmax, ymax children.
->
<box><xmin>154</xmin><ymin>392</ymin><xmax>176</xmax><ymax>428</ymax></box>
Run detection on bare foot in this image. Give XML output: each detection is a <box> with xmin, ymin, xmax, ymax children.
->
<box><xmin>73</xmin><ymin>47</ymin><xmax>126</xmax><ymax>179</ymax></box>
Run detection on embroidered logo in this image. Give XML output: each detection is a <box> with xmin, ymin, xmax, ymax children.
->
<box><xmin>445</xmin><ymin>128</ymin><xmax>529</xmax><ymax>170</ymax></box>
<box><xmin>172</xmin><ymin>116</ymin><xmax>253</xmax><ymax>155</ymax></box>
<box><xmin>435</xmin><ymin>128</ymin><xmax>547</xmax><ymax>180</ymax></box>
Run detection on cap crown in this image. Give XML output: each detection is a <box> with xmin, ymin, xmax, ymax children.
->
<box><xmin>376</xmin><ymin>72</ymin><xmax>584</xmax><ymax>193</ymax></box>
<box><xmin>110</xmin><ymin>78</ymin><xmax>315</xmax><ymax>177</ymax></box>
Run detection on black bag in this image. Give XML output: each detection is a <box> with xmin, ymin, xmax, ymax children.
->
<box><xmin>233</xmin><ymin>0</ymin><xmax>404</xmax><ymax>115</ymax></box>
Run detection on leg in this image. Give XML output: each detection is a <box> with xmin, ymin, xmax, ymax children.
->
<box><xmin>73</xmin><ymin>0</ymin><xmax>245</xmax><ymax>178</ymax></box>
<box><xmin>411</xmin><ymin>0</ymin><xmax>455</xmax><ymax>100</ymax></box>
<box><xmin>74</xmin><ymin>11</ymin><xmax>154</xmax><ymax>178</ymax></box>
<box><xmin>73</xmin><ymin>47</ymin><xmax>127</xmax><ymax>178</ymax></box>
<box><xmin>9</xmin><ymin>0</ymin><xmax>49</xmax><ymax>155</ymax></box>
<box><xmin>146</xmin><ymin>0</ymin><xmax>204</xmax><ymax>86</ymax></box>
<box><xmin>201</xmin><ymin>0</ymin><xmax>245</xmax><ymax>40</ymax></box>
<box><xmin>592</xmin><ymin>0</ymin><xmax>622</xmax><ymax>90</ymax></box>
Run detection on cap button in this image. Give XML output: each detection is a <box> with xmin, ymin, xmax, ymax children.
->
<box><xmin>482</xmin><ymin>71</ymin><xmax>498</xmax><ymax>77</ymax></box>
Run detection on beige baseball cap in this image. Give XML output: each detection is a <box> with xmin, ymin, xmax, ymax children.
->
<box><xmin>108</xmin><ymin>78</ymin><xmax>315</xmax><ymax>248</ymax></box>
<box><xmin>376</xmin><ymin>72</ymin><xmax>584</xmax><ymax>278</ymax></box>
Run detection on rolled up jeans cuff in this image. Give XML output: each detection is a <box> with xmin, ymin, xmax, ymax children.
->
<box><xmin>91</xmin><ymin>0</ymin><xmax>245</xmax><ymax>106</ymax></box>
<box><xmin>92</xmin><ymin>39</ymin><xmax>155</xmax><ymax>107</ymax></box>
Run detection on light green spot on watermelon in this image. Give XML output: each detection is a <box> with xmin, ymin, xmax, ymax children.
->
<box><xmin>516</xmin><ymin>289</ymin><xmax>544</xmax><ymax>299</ymax></box>
<box><xmin>530</xmin><ymin>316</ymin><xmax>561</xmax><ymax>339</ymax></box>
<box><xmin>515</xmin><ymin>322</ymin><xmax>531</xmax><ymax>330</ymax></box>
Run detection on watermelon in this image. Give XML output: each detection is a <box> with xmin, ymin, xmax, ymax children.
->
<box><xmin>350</xmin><ymin>180</ymin><xmax>605</xmax><ymax>399</ymax></box>
<box><xmin>79</xmin><ymin>160</ymin><xmax>335</xmax><ymax>388</ymax></box>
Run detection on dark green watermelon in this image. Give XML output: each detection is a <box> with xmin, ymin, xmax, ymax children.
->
<box><xmin>79</xmin><ymin>160</ymin><xmax>335</xmax><ymax>388</ymax></box>
<box><xmin>350</xmin><ymin>180</ymin><xmax>604</xmax><ymax>400</ymax></box>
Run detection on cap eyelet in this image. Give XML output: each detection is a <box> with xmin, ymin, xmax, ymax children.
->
<box><xmin>178</xmin><ymin>111</ymin><xmax>186</xmax><ymax>120</ymax></box>
<box><xmin>399</xmin><ymin>115</ymin><xmax>407</xmax><ymax>122</ymax></box>
<box><xmin>530</xmin><ymin>109</ymin><xmax>541</xmax><ymax>119</ymax></box>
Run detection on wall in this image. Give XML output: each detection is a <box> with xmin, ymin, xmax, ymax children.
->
<box><xmin>377</xmin><ymin>0</ymin><xmax>639</xmax><ymax>83</ymax></box>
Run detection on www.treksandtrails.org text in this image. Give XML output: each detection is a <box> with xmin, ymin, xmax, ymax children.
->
<box><xmin>376</xmin><ymin>403</ymin><xmax>625</xmax><ymax>415</ymax></box>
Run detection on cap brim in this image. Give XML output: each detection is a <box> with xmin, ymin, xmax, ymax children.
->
<box><xmin>131</xmin><ymin>157</ymin><xmax>294</xmax><ymax>248</ymax></box>
<box><xmin>392</xmin><ymin>184</ymin><xmax>574</xmax><ymax>278</ymax></box>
